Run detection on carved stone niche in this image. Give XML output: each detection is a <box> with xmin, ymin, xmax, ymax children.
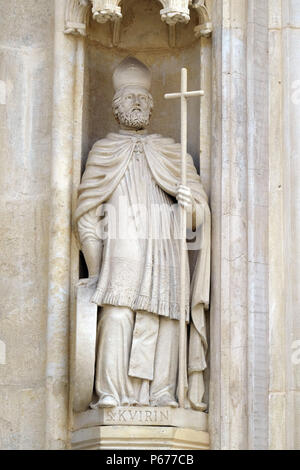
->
<box><xmin>66</xmin><ymin>0</ymin><xmax>212</xmax><ymax>451</ymax></box>
<box><xmin>64</xmin><ymin>0</ymin><xmax>212</xmax><ymax>45</ymax></box>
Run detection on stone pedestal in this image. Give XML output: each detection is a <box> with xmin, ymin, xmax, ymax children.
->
<box><xmin>71</xmin><ymin>407</ymin><xmax>209</xmax><ymax>450</ymax></box>
<box><xmin>72</xmin><ymin>426</ymin><xmax>209</xmax><ymax>450</ymax></box>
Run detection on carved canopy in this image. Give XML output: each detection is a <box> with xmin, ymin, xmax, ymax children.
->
<box><xmin>64</xmin><ymin>0</ymin><xmax>212</xmax><ymax>40</ymax></box>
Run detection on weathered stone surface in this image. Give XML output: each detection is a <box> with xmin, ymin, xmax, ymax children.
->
<box><xmin>74</xmin><ymin>406</ymin><xmax>208</xmax><ymax>431</ymax></box>
<box><xmin>0</xmin><ymin>0</ymin><xmax>54</xmax><ymax>450</ymax></box>
<box><xmin>72</xmin><ymin>425</ymin><xmax>210</xmax><ymax>450</ymax></box>
<box><xmin>0</xmin><ymin>0</ymin><xmax>300</xmax><ymax>451</ymax></box>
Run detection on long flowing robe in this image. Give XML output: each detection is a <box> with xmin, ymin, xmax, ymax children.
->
<box><xmin>74</xmin><ymin>132</ymin><xmax>211</xmax><ymax>406</ymax></box>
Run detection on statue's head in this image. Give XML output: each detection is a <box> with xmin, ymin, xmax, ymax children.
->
<box><xmin>112</xmin><ymin>57</ymin><xmax>153</xmax><ymax>130</ymax></box>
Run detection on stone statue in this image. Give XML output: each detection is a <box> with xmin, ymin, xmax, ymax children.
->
<box><xmin>75</xmin><ymin>57</ymin><xmax>210</xmax><ymax>411</ymax></box>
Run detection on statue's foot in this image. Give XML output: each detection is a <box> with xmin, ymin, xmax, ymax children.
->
<box><xmin>151</xmin><ymin>395</ymin><xmax>179</xmax><ymax>408</ymax></box>
<box><xmin>190</xmin><ymin>402</ymin><xmax>207</xmax><ymax>412</ymax></box>
<box><xmin>90</xmin><ymin>396</ymin><xmax>118</xmax><ymax>409</ymax></box>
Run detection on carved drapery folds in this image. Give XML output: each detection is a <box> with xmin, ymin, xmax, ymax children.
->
<box><xmin>64</xmin><ymin>1</ymin><xmax>212</xmax><ymax>47</ymax></box>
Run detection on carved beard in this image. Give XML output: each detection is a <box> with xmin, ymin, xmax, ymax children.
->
<box><xmin>117</xmin><ymin>108</ymin><xmax>150</xmax><ymax>130</ymax></box>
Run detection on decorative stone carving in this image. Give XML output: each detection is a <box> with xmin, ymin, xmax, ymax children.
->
<box><xmin>64</xmin><ymin>0</ymin><xmax>212</xmax><ymax>43</ymax></box>
<box><xmin>74</xmin><ymin>57</ymin><xmax>211</xmax><ymax>415</ymax></box>
<box><xmin>159</xmin><ymin>0</ymin><xmax>190</xmax><ymax>25</ymax></box>
<box><xmin>64</xmin><ymin>0</ymin><xmax>91</xmax><ymax>37</ymax></box>
<box><xmin>190</xmin><ymin>0</ymin><xmax>212</xmax><ymax>38</ymax></box>
<box><xmin>91</xmin><ymin>0</ymin><xmax>122</xmax><ymax>24</ymax></box>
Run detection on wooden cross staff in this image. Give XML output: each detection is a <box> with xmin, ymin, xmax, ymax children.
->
<box><xmin>164</xmin><ymin>68</ymin><xmax>204</xmax><ymax>408</ymax></box>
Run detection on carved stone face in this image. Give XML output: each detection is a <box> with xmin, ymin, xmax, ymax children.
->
<box><xmin>113</xmin><ymin>85</ymin><xmax>154</xmax><ymax>130</ymax></box>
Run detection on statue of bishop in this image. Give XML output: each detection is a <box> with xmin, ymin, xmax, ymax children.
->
<box><xmin>75</xmin><ymin>57</ymin><xmax>211</xmax><ymax>411</ymax></box>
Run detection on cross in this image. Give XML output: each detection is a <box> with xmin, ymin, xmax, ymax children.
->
<box><xmin>164</xmin><ymin>68</ymin><xmax>204</xmax><ymax>409</ymax></box>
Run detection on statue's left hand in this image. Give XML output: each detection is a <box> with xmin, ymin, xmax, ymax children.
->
<box><xmin>77</xmin><ymin>275</ymin><xmax>98</xmax><ymax>289</ymax></box>
<box><xmin>176</xmin><ymin>184</ymin><xmax>194</xmax><ymax>212</ymax></box>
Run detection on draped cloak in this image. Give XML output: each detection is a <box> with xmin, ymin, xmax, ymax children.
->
<box><xmin>74</xmin><ymin>132</ymin><xmax>211</xmax><ymax>405</ymax></box>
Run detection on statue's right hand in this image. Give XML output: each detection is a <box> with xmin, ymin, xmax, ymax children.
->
<box><xmin>77</xmin><ymin>275</ymin><xmax>98</xmax><ymax>289</ymax></box>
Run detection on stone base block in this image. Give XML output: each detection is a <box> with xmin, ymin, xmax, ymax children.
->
<box><xmin>73</xmin><ymin>407</ymin><xmax>208</xmax><ymax>431</ymax></box>
<box><xmin>71</xmin><ymin>426</ymin><xmax>210</xmax><ymax>450</ymax></box>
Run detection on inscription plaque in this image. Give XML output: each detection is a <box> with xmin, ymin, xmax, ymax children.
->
<box><xmin>74</xmin><ymin>407</ymin><xmax>208</xmax><ymax>432</ymax></box>
<box><xmin>104</xmin><ymin>407</ymin><xmax>170</xmax><ymax>425</ymax></box>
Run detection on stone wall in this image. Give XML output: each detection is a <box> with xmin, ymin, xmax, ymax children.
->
<box><xmin>0</xmin><ymin>0</ymin><xmax>300</xmax><ymax>450</ymax></box>
<box><xmin>0</xmin><ymin>0</ymin><xmax>54</xmax><ymax>450</ymax></box>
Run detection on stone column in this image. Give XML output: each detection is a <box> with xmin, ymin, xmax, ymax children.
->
<box><xmin>246</xmin><ymin>0</ymin><xmax>269</xmax><ymax>450</ymax></box>
<box><xmin>199</xmin><ymin>0</ymin><xmax>212</xmax><ymax>197</ymax></box>
<box><xmin>209</xmin><ymin>0</ymin><xmax>269</xmax><ymax>450</ymax></box>
<box><xmin>269</xmin><ymin>0</ymin><xmax>300</xmax><ymax>450</ymax></box>
<box><xmin>46</xmin><ymin>0</ymin><xmax>77</xmax><ymax>449</ymax></box>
